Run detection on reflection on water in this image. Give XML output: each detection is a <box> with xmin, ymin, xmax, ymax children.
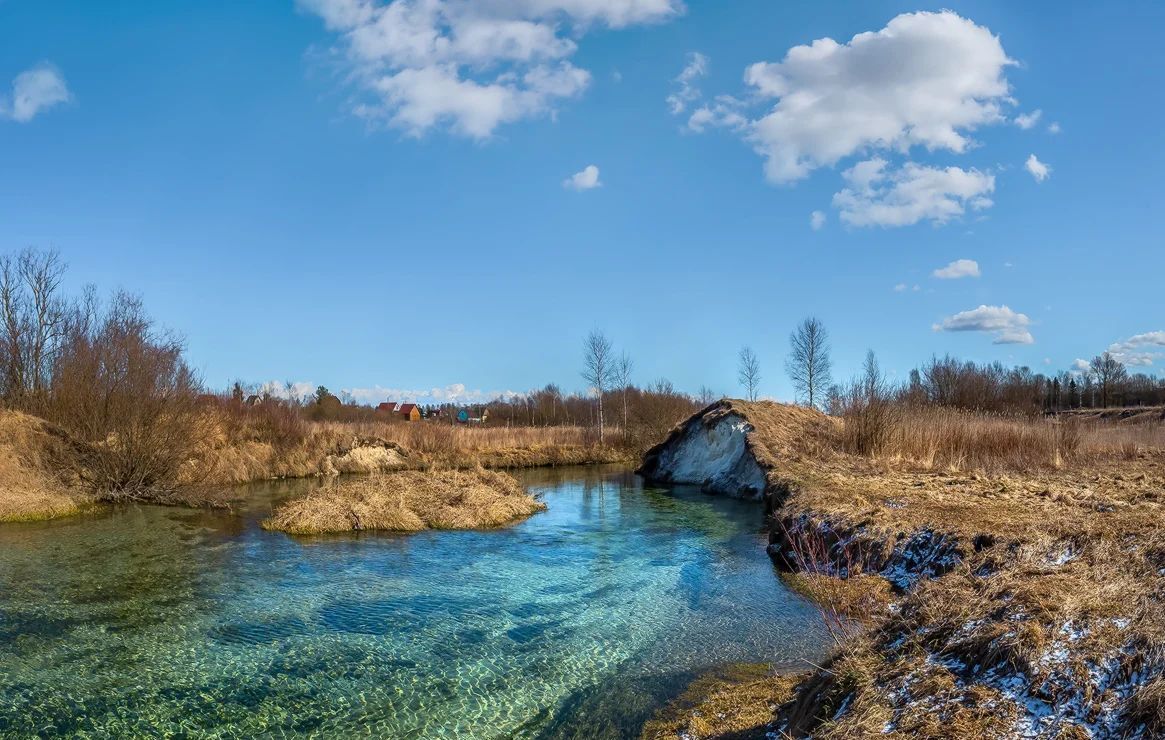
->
<box><xmin>0</xmin><ymin>466</ymin><xmax>828</xmax><ymax>738</ymax></box>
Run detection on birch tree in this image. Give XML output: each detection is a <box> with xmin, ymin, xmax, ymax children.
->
<box><xmin>614</xmin><ymin>351</ymin><xmax>633</xmax><ymax>439</ymax></box>
<box><xmin>737</xmin><ymin>346</ymin><xmax>761</xmax><ymax>401</ymax></box>
<box><xmin>786</xmin><ymin>317</ymin><xmax>832</xmax><ymax>409</ymax></box>
<box><xmin>582</xmin><ymin>330</ymin><xmax>615</xmax><ymax>443</ymax></box>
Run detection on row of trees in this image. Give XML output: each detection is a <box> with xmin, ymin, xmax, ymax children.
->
<box><xmin>733</xmin><ymin>315</ymin><xmax>1162</xmax><ymax>415</ymax></box>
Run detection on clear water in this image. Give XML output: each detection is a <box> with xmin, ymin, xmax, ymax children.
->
<box><xmin>0</xmin><ymin>466</ymin><xmax>828</xmax><ymax>738</ymax></box>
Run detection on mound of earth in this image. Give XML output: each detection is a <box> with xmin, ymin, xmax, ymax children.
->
<box><xmin>637</xmin><ymin>399</ymin><xmax>836</xmax><ymax>499</ymax></box>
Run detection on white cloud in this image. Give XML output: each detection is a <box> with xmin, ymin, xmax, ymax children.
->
<box><xmin>686</xmin><ymin>94</ymin><xmax>747</xmax><ymax>133</ymax></box>
<box><xmin>696</xmin><ymin>11</ymin><xmax>1013</xmax><ymax>183</ymax></box>
<box><xmin>1106</xmin><ymin>331</ymin><xmax>1165</xmax><ymax>367</ymax></box>
<box><xmin>809</xmin><ymin>210</ymin><xmax>825</xmax><ymax>230</ymax></box>
<box><xmin>1014</xmin><ymin>109</ymin><xmax>1041</xmax><ymax>129</ymax></box>
<box><xmin>0</xmin><ymin>64</ymin><xmax>71</xmax><ymax>123</ymax></box>
<box><xmin>832</xmin><ymin>158</ymin><xmax>994</xmax><ymax>227</ymax></box>
<box><xmin>258</xmin><ymin>380</ymin><xmax>318</xmax><ymax>401</ymax></box>
<box><xmin>894</xmin><ymin>283</ymin><xmax>920</xmax><ymax>292</ymax></box>
<box><xmin>1047</xmin><ymin>122</ymin><xmax>1061</xmax><ymax>134</ymax></box>
<box><xmin>343</xmin><ymin>382</ymin><xmax>519</xmax><ymax>405</ymax></box>
<box><xmin>933</xmin><ymin>304</ymin><xmax>1034</xmax><ymax>344</ymax></box>
<box><xmin>301</xmin><ymin>0</ymin><xmax>683</xmax><ymax>138</ymax></box>
<box><xmin>666</xmin><ymin>51</ymin><xmax>707</xmax><ymax>114</ymax></box>
<box><xmin>1072</xmin><ymin>358</ymin><xmax>1090</xmax><ymax>374</ymax></box>
<box><xmin>932</xmin><ymin>258</ymin><xmax>981</xmax><ymax>279</ymax></box>
<box><xmin>1025</xmin><ymin>154</ymin><xmax>1051</xmax><ymax>182</ymax></box>
<box><xmin>563</xmin><ymin>164</ymin><xmax>601</xmax><ymax>190</ymax></box>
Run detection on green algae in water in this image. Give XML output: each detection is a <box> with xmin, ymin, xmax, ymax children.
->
<box><xmin>0</xmin><ymin>467</ymin><xmax>829</xmax><ymax>738</ymax></box>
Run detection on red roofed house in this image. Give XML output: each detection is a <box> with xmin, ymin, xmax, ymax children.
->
<box><xmin>397</xmin><ymin>403</ymin><xmax>421</xmax><ymax>422</ymax></box>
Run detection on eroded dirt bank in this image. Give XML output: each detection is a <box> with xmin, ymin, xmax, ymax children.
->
<box><xmin>640</xmin><ymin>400</ymin><xmax>1165</xmax><ymax>739</ymax></box>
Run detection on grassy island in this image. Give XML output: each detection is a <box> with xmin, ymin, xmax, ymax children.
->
<box><xmin>261</xmin><ymin>468</ymin><xmax>546</xmax><ymax>534</ymax></box>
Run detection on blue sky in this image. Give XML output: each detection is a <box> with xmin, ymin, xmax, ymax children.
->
<box><xmin>1</xmin><ymin>0</ymin><xmax>1162</xmax><ymax>404</ymax></box>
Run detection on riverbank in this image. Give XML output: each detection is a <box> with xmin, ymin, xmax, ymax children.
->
<box><xmin>0</xmin><ymin>411</ymin><xmax>91</xmax><ymax>522</ymax></box>
<box><xmin>0</xmin><ymin>407</ymin><xmax>630</xmax><ymax>523</ymax></box>
<box><xmin>641</xmin><ymin>400</ymin><xmax>1165</xmax><ymax>738</ymax></box>
<box><xmin>262</xmin><ymin>468</ymin><xmax>545</xmax><ymax>534</ymax></box>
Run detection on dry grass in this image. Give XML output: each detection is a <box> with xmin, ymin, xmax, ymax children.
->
<box><xmin>644</xmin><ymin>399</ymin><xmax>1165</xmax><ymax>738</ymax></box>
<box><xmin>191</xmin><ymin>414</ymin><xmax>631</xmax><ymax>486</ymax></box>
<box><xmin>262</xmin><ymin>468</ymin><xmax>545</xmax><ymax>534</ymax></box>
<box><xmin>640</xmin><ymin>664</ymin><xmax>799</xmax><ymax>740</ymax></box>
<box><xmin>0</xmin><ymin>411</ymin><xmax>91</xmax><ymax>522</ymax></box>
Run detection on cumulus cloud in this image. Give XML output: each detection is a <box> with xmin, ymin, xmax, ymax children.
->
<box><xmin>301</xmin><ymin>0</ymin><xmax>683</xmax><ymax>138</ymax></box>
<box><xmin>1047</xmin><ymin>122</ymin><xmax>1061</xmax><ymax>134</ymax></box>
<box><xmin>1025</xmin><ymin>154</ymin><xmax>1051</xmax><ymax>182</ymax></box>
<box><xmin>1014</xmin><ymin>109</ymin><xmax>1041</xmax><ymax>129</ymax></box>
<box><xmin>343</xmin><ymin>382</ymin><xmax>519</xmax><ymax>405</ymax></box>
<box><xmin>693</xmin><ymin>11</ymin><xmax>1013</xmax><ymax>183</ymax></box>
<box><xmin>1072</xmin><ymin>358</ymin><xmax>1090</xmax><ymax>374</ymax></box>
<box><xmin>810</xmin><ymin>210</ymin><xmax>825</xmax><ymax>230</ymax></box>
<box><xmin>933</xmin><ymin>304</ymin><xmax>1034</xmax><ymax>344</ymax></box>
<box><xmin>932</xmin><ymin>258</ymin><xmax>981</xmax><ymax>279</ymax></box>
<box><xmin>666</xmin><ymin>51</ymin><xmax>707</xmax><ymax>114</ymax></box>
<box><xmin>563</xmin><ymin>164</ymin><xmax>601</xmax><ymax>190</ymax></box>
<box><xmin>0</xmin><ymin>64</ymin><xmax>71</xmax><ymax>122</ymax></box>
<box><xmin>1106</xmin><ymin>331</ymin><xmax>1165</xmax><ymax>367</ymax></box>
<box><xmin>832</xmin><ymin>158</ymin><xmax>994</xmax><ymax>228</ymax></box>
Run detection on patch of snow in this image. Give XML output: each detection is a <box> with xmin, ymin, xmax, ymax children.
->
<box><xmin>643</xmin><ymin>412</ymin><xmax>768</xmax><ymax>498</ymax></box>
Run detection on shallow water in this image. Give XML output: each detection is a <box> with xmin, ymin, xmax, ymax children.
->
<box><xmin>0</xmin><ymin>466</ymin><xmax>828</xmax><ymax>738</ymax></box>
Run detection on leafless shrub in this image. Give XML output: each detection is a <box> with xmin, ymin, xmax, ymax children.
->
<box><xmin>837</xmin><ymin>351</ymin><xmax>898</xmax><ymax>456</ymax></box>
<box><xmin>43</xmin><ymin>291</ymin><xmax>204</xmax><ymax>497</ymax></box>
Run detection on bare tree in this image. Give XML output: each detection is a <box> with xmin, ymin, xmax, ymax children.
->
<box><xmin>614</xmin><ymin>351</ymin><xmax>633</xmax><ymax>439</ymax></box>
<box><xmin>697</xmin><ymin>385</ymin><xmax>718</xmax><ymax>405</ymax></box>
<box><xmin>581</xmin><ymin>330</ymin><xmax>615</xmax><ymax>443</ymax></box>
<box><xmin>1090</xmin><ymin>352</ymin><xmax>1127</xmax><ymax>409</ymax></box>
<box><xmin>0</xmin><ymin>248</ymin><xmax>73</xmax><ymax>405</ymax></box>
<box><xmin>786</xmin><ymin>317</ymin><xmax>832</xmax><ymax>409</ymax></box>
<box><xmin>737</xmin><ymin>346</ymin><xmax>761</xmax><ymax>401</ymax></box>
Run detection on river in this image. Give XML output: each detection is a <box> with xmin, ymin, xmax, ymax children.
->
<box><xmin>0</xmin><ymin>466</ymin><xmax>828</xmax><ymax>738</ymax></box>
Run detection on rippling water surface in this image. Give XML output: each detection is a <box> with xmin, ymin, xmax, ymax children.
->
<box><xmin>0</xmin><ymin>466</ymin><xmax>828</xmax><ymax>738</ymax></box>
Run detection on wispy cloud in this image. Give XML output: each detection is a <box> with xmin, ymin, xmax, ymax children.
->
<box><xmin>666</xmin><ymin>51</ymin><xmax>708</xmax><ymax>114</ymax></box>
<box><xmin>1</xmin><ymin>63</ymin><xmax>70</xmax><ymax>122</ymax></box>
<box><xmin>810</xmin><ymin>210</ymin><xmax>825</xmax><ymax>230</ymax></box>
<box><xmin>1014</xmin><ymin>109</ymin><xmax>1042</xmax><ymax>129</ymax></box>
<box><xmin>934</xmin><ymin>304</ymin><xmax>1034</xmax><ymax>344</ymax></box>
<box><xmin>1025</xmin><ymin>154</ymin><xmax>1051</xmax><ymax>182</ymax></box>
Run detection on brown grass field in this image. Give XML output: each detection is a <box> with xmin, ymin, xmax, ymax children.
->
<box><xmin>189</xmin><ymin>415</ymin><xmax>631</xmax><ymax>487</ymax></box>
<box><xmin>646</xmin><ymin>400</ymin><xmax>1165</xmax><ymax>739</ymax></box>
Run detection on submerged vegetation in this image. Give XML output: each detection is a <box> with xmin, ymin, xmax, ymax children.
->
<box><xmin>262</xmin><ymin>469</ymin><xmax>545</xmax><ymax>534</ymax></box>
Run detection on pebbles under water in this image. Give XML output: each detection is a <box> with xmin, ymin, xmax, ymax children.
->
<box><xmin>0</xmin><ymin>466</ymin><xmax>828</xmax><ymax>738</ymax></box>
